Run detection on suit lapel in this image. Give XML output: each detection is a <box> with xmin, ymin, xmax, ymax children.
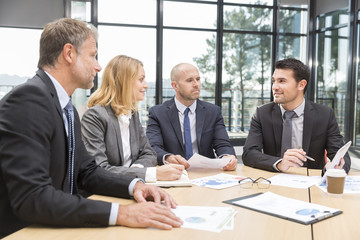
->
<box><xmin>302</xmin><ymin>100</ymin><xmax>314</xmax><ymax>153</ymax></box>
<box><xmin>129</xmin><ymin>112</ymin><xmax>137</xmax><ymax>164</ymax></box>
<box><xmin>167</xmin><ymin>99</ymin><xmax>185</xmax><ymax>152</ymax></box>
<box><xmin>195</xmin><ymin>100</ymin><xmax>205</xmax><ymax>149</ymax></box>
<box><xmin>272</xmin><ymin>104</ymin><xmax>283</xmax><ymax>156</ymax></box>
<box><xmin>105</xmin><ymin>105</ymin><xmax>124</xmax><ymax>165</ymax></box>
<box><xmin>36</xmin><ymin>69</ymin><xmax>62</xmax><ymax>118</ymax></box>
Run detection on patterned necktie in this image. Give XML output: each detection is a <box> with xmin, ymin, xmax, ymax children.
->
<box><xmin>64</xmin><ymin>100</ymin><xmax>75</xmax><ymax>194</ymax></box>
<box><xmin>281</xmin><ymin>110</ymin><xmax>296</xmax><ymax>158</ymax></box>
<box><xmin>184</xmin><ymin>108</ymin><xmax>193</xmax><ymax>160</ymax></box>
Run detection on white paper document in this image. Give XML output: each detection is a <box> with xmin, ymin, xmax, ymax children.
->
<box><xmin>191</xmin><ymin>173</ymin><xmax>245</xmax><ymax>189</ymax></box>
<box><xmin>171</xmin><ymin>206</ymin><xmax>237</xmax><ymax>232</ymax></box>
<box><xmin>319</xmin><ymin>141</ymin><xmax>352</xmax><ymax>185</ymax></box>
<box><xmin>268</xmin><ymin>173</ymin><xmax>321</xmax><ymax>189</ymax></box>
<box><xmin>317</xmin><ymin>175</ymin><xmax>360</xmax><ymax>194</ymax></box>
<box><xmin>226</xmin><ymin>192</ymin><xmax>341</xmax><ymax>225</ymax></box>
<box><xmin>187</xmin><ymin>153</ymin><xmax>231</xmax><ymax>169</ymax></box>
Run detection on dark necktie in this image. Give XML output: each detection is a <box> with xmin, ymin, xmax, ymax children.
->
<box><xmin>184</xmin><ymin>108</ymin><xmax>193</xmax><ymax>160</ymax></box>
<box><xmin>281</xmin><ymin>110</ymin><xmax>296</xmax><ymax>157</ymax></box>
<box><xmin>64</xmin><ymin>100</ymin><xmax>75</xmax><ymax>194</ymax></box>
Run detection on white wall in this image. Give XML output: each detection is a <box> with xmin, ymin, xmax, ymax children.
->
<box><xmin>0</xmin><ymin>0</ymin><xmax>64</xmax><ymax>28</ymax></box>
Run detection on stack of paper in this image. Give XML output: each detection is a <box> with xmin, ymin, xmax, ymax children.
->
<box><xmin>191</xmin><ymin>173</ymin><xmax>245</xmax><ymax>189</ymax></box>
<box><xmin>171</xmin><ymin>206</ymin><xmax>237</xmax><ymax>232</ymax></box>
<box><xmin>146</xmin><ymin>170</ymin><xmax>192</xmax><ymax>187</ymax></box>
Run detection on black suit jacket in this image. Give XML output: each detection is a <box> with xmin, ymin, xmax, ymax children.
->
<box><xmin>0</xmin><ymin>69</ymin><xmax>134</xmax><ymax>237</ymax></box>
<box><xmin>146</xmin><ymin>98</ymin><xmax>235</xmax><ymax>164</ymax></box>
<box><xmin>242</xmin><ymin>100</ymin><xmax>351</xmax><ymax>173</ymax></box>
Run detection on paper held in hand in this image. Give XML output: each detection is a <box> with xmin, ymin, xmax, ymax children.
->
<box><xmin>319</xmin><ymin>141</ymin><xmax>351</xmax><ymax>185</ymax></box>
<box><xmin>187</xmin><ymin>153</ymin><xmax>231</xmax><ymax>169</ymax></box>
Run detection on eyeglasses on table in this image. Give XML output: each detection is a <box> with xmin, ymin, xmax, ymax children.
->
<box><xmin>238</xmin><ymin>177</ymin><xmax>271</xmax><ymax>189</ymax></box>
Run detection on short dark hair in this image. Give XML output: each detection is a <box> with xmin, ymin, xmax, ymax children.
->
<box><xmin>275</xmin><ymin>58</ymin><xmax>310</xmax><ymax>93</ymax></box>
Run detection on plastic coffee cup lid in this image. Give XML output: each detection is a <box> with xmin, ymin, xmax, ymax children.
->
<box><xmin>326</xmin><ymin>168</ymin><xmax>347</xmax><ymax>177</ymax></box>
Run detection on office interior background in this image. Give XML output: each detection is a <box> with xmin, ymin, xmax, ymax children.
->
<box><xmin>0</xmin><ymin>0</ymin><xmax>360</xmax><ymax>152</ymax></box>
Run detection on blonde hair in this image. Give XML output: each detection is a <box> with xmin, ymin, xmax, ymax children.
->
<box><xmin>88</xmin><ymin>55</ymin><xmax>143</xmax><ymax>116</ymax></box>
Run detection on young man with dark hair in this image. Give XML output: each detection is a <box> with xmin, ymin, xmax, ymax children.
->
<box><xmin>242</xmin><ymin>58</ymin><xmax>351</xmax><ymax>173</ymax></box>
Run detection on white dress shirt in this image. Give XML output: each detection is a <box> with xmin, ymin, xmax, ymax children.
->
<box><xmin>117</xmin><ymin>113</ymin><xmax>156</xmax><ymax>182</ymax></box>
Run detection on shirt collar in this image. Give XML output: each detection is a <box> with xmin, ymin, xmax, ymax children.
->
<box><xmin>174</xmin><ymin>97</ymin><xmax>197</xmax><ymax>114</ymax></box>
<box><xmin>280</xmin><ymin>98</ymin><xmax>305</xmax><ymax>117</ymax></box>
<box><xmin>44</xmin><ymin>71</ymin><xmax>70</xmax><ymax>110</ymax></box>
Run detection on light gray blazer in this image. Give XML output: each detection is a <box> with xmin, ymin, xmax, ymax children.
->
<box><xmin>81</xmin><ymin>105</ymin><xmax>157</xmax><ymax>180</ymax></box>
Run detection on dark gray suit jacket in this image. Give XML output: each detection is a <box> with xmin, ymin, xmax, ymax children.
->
<box><xmin>81</xmin><ymin>105</ymin><xmax>157</xmax><ymax>180</ymax></box>
<box><xmin>242</xmin><ymin>100</ymin><xmax>351</xmax><ymax>173</ymax></box>
<box><xmin>0</xmin><ymin>69</ymin><xmax>134</xmax><ymax>238</ymax></box>
<box><xmin>146</xmin><ymin>98</ymin><xmax>235</xmax><ymax>165</ymax></box>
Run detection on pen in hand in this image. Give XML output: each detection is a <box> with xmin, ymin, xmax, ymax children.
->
<box><xmin>164</xmin><ymin>160</ymin><xmax>187</xmax><ymax>176</ymax></box>
<box><xmin>305</xmin><ymin>155</ymin><xmax>315</xmax><ymax>161</ymax></box>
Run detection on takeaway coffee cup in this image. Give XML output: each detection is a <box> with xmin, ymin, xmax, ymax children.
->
<box><xmin>326</xmin><ymin>169</ymin><xmax>346</xmax><ymax>197</ymax></box>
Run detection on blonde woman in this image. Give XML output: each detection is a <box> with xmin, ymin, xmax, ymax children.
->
<box><xmin>81</xmin><ymin>55</ymin><xmax>184</xmax><ymax>182</ymax></box>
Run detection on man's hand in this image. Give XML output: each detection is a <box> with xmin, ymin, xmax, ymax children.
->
<box><xmin>165</xmin><ymin>154</ymin><xmax>190</xmax><ymax>169</ymax></box>
<box><xmin>157</xmin><ymin>164</ymin><xmax>185</xmax><ymax>181</ymax></box>
<box><xmin>116</xmin><ymin>202</ymin><xmax>182</xmax><ymax>230</ymax></box>
<box><xmin>325</xmin><ymin>157</ymin><xmax>345</xmax><ymax>170</ymax></box>
<box><xmin>222</xmin><ymin>155</ymin><xmax>237</xmax><ymax>171</ymax></box>
<box><xmin>277</xmin><ymin>149</ymin><xmax>308</xmax><ymax>172</ymax></box>
<box><xmin>133</xmin><ymin>182</ymin><xmax>177</xmax><ymax>208</ymax></box>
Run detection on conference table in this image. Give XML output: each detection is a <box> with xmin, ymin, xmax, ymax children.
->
<box><xmin>4</xmin><ymin>164</ymin><xmax>360</xmax><ymax>240</ymax></box>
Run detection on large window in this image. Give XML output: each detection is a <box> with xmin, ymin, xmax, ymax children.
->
<box><xmin>355</xmin><ymin>10</ymin><xmax>360</xmax><ymax>146</ymax></box>
<box><xmin>278</xmin><ymin>4</ymin><xmax>308</xmax><ymax>61</ymax></box>
<box><xmin>0</xmin><ymin>0</ymin><xmax>310</xmax><ymax>142</ymax></box>
<box><xmin>219</xmin><ymin>4</ymin><xmax>273</xmax><ymax>137</ymax></box>
<box><xmin>315</xmin><ymin>9</ymin><xmax>349</xmax><ymax>135</ymax></box>
<box><xmin>0</xmin><ymin>27</ymin><xmax>42</xmax><ymax>99</ymax></box>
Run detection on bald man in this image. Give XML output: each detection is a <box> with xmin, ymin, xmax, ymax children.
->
<box><xmin>146</xmin><ymin>63</ymin><xmax>237</xmax><ymax>171</ymax></box>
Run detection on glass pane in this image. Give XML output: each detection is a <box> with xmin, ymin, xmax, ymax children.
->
<box><xmin>316</xmin><ymin>27</ymin><xmax>349</xmax><ymax>136</ymax></box>
<box><xmin>222</xmin><ymin>33</ymin><xmax>272</xmax><ymax>137</ymax></box>
<box><xmin>70</xmin><ymin>1</ymin><xmax>92</xmax><ymax>113</ymax></box>
<box><xmin>356</xmin><ymin>24</ymin><xmax>360</xmax><ymax>146</ymax></box>
<box><xmin>224</xmin><ymin>5</ymin><xmax>272</xmax><ymax>32</ymax></box>
<box><xmin>164</xmin><ymin>2</ymin><xmax>217</xmax><ymax>29</ymax></box>
<box><xmin>318</xmin><ymin>9</ymin><xmax>348</xmax><ymax>29</ymax></box>
<box><xmin>0</xmin><ymin>27</ymin><xmax>41</xmax><ymax>100</ymax></box>
<box><xmin>71</xmin><ymin>1</ymin><xmax>91</xmax><ymax>22</ymax></box>
<box><xmin>163</xmin><ymin>29</ymin><xmax>216</xmax><ymax>102</ymax></box>
<box><xmin>98</xmin><ymin>0</ymin><xmax>156</xmax><ymax>25</ymax></box>
<box><xmin>278</xmin><ymin>35</ymin><xmax>307</xmax><ymax>62</ymax></box>
<box><xmin>279</xmin><ymin>8</ymin><xmax>308</xmax><ymax>34</ymax></box>
<box><xmin>96</xmin><ymin>25</ymin><xmax>156</xmax><ymax>126</ymax></box>
<box><xmin>224</xmin><ymin>0</ymin><xmax>273</xmax><ymax>5</ymax></box>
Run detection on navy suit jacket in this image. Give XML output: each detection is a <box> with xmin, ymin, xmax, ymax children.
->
<box><xmin>242</xmin><ymin>100</ymin><xmax>351</xmax><ymax>173</ymax></box>
<box><xmin>146</xmin><ymin>98</ymin><xmax>235</xmax><ymax>165</ymax></box>
<box><xmin>0</xmin><ymin>69</ymin><xmax>134</xmax><ymax>237</ymax></box>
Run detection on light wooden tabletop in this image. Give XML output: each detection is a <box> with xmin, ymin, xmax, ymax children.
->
<box><xmin>308</xmin><ymin>168</ymin><xmax>360</xmax><ymax>240</ymax></box>
<box><xmin>4</xmin><ymin>165</ymin><xmax>360</xmax><ymax>240</ymax></box>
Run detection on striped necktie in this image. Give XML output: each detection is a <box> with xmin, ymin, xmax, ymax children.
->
<box><xmin>64</xmin><ymin>100</ymin><xmax>75</xmax><ymax>194</ymax></box>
